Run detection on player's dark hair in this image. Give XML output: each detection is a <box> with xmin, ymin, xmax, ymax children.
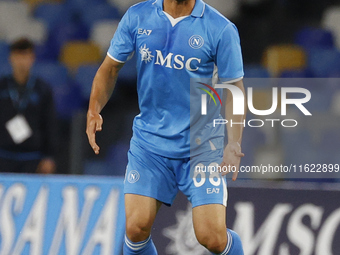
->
<box><xmin>10</xmin><ymin>38</ymin><xmax>35</xmax><ymax>52</ymax></box>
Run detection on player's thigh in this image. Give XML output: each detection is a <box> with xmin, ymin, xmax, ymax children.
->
<box><xmin>125</xmin><ymin>194</ymin><xmax>162</xmax><ymax>240</ymax></box>
<box><xmin>178</xmin><ymin>149</ymin><xmax>228</xmax><ymax>208</ymax></box>
<box><xmin>192</xmin><ymin>204</ymin><xmax>227</xmax><ymax>244</ymax></box>
<box><xmin>125</xmin><ymin>140</ymin><xmax>178</xmax><ymax>206</ymax></box>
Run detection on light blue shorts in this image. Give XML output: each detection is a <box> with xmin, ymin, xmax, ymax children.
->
<box><xmin>124</xmin><ymin>140</ymin><xmax>228</xmax><ymax>208</ymax></box>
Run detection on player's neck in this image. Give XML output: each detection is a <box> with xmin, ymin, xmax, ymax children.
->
<box><xmin>163</xmin><ymin>0</ymin><xmax>195</xmax><ymax>18</ymax></box>
<box><xmin>13</xmin><ymin>69</ymin><xmax>29</xmax><ymax>86</ymax></box>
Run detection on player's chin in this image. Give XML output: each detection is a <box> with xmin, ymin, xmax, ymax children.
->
<box><xmin>175</xmin><ymin>0</ymin><xmax>188</xmax><ymax>3</ymax></box>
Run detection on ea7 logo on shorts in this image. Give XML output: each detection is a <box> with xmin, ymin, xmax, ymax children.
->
<box><xmin>138</xmin><ymin>28</ymin><xmax>152</xmax><ymax>36</ymax></box>
<box><xmin>207</xmin><ymin>188</ymin><xmax>220</xmax><ymax>194</ymax></box>
<box><xmin>128</xmin><ymin>170</ymin><xmax>140</xmax><ymax>183</ymax></box>
<box><xmin>189</xmin><ymin>35</ymin><xmax>204</xmax><ymax>49</ymax></box>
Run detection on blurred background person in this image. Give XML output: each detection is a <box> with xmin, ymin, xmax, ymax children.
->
<box><xmin>0</xmin><ymin>38</ymin><xmax>57</xmax><ymax>174</ymax></box>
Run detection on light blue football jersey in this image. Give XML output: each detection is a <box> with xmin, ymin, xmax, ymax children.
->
<box><xmin>107</xmin><ymin>0</ymin><xmax>244</xmax><ymax>158</ymax></box>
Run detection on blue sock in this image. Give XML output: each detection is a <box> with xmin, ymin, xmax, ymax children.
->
<box><xmin>123</xmin><ymin>235</ymin><xmax>158</xmax><ymax>255</ymax></box>
<box><xmin>213</xmin><ymin>229</ymin><xmax>244</xmax><ymax>255</ymax></box>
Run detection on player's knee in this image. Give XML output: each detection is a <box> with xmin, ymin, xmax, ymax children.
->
<box><xmin>197</xmin><ymin>233</ymin><xmax>227</xmax><ymax>253</ymax></box>
<box><xmin>125</xmin><ymin>219</ymin><xmax>152</xmax><ymax>242</ymax></box>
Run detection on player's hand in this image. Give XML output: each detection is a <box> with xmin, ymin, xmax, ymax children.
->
<box><xmin>220</xmin><ymin>141</ymin><xmax>244</xmax><ymax>181</ymax></box>
<box><xmin>86</xmin><ymin>111</ymin><xmax>103</xmax><ymax>155</ymax></box>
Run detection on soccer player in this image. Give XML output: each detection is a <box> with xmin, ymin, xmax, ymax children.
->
<box><xmin>86</xmin><ymin>0</ymin><xmax>246</xmax><ymax>254</ymax></box>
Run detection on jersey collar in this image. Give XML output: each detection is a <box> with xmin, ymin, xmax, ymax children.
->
<box><xmin>152</xmin><ymin>0</ymin><xmax>206</xmax><ymax>18</ymax></box>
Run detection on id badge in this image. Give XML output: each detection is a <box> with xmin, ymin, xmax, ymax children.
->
<box><xmin>5</xmin><ymin>115</ymin><xmax>33</xmax><ymax>144</ymax></box>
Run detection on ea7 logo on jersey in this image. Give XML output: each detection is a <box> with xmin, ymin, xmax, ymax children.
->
<box><xmin>138</xmin><ymin>28</ymin><xmax>152</xmax><ymax>36</ymax></box>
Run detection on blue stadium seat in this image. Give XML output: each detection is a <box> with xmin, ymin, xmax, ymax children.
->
<box><xmin>35</xmin><ymin>42</ymin><xmax>59</xmax><ymax>62</ymax></box>
<box><xmin>49</xmin><ymin>22</ymin><xmax>89</xmax><ymax>56</ymax></box>
<box><xmin>328</xmin><ymin>70</ymin><xmax>340</xmax><ymax>78</ymax></box>
<box><xmin>34</xmin><ymin>3</ymin><xmax>72</xmax><ymax>30</ymax></box>
<box><xmin>0</xmin><ymin>62</ymin><xmax>12</xmax><ymax>77</ymax></box>
<box><xmin>75</xmin><ymin>64</ymin><xmax>99</xmax><ymax>100</ymax></box>
<box><xmin>244</xmin><ymin>65</ymin><xmax>270</xmax><ymax>78</ymax></box>
<box><xmin>65</xmin><ymin>0</ymin><xmax>106</xmax><ymax>13</ymax></box>
<box><xmin>0</xmin><ymin>41</ymin><xmax>9</xmax><ymax>65</ymax></box>
<box><xmin>32</xmin><ymin>61</ymin><xmax>81</xmax><ymax>118</ymax></box>
<box><xmin>295</xmin><ymin>27</ymin><xmax>335</xmax><ymax>49</ymax></box>
<box><xmin>307</xmin><ymin>48</ymin><xmax>340</xmax><ymax>77</ymax></box>
<box><xmin>32</xmin><ymin>61</ymin><xmax>69</xmax><ymax>88</ymax></box>
<box><xmin>105</xmin><ymin>141</ymin><xmax>129</xmax><ymax>176</ymax></box>
<box><xmin>53</xmin><ymin>82</ymin><xmax>82</xmax><ymax>119</ymax></box>
<box><xmin>280</xmin><ymin>69</ymin><xmax>314</xmax><ymax>78</ymax></box>
<box><xmin>243</xmin><ymin>65</ymin><xmax>271</xmax><ymax>89</ymax></box>
<box><xmin>81</xmin><ymin>3</ymin><xmax>121</xmax><ymax>29</ymax></box>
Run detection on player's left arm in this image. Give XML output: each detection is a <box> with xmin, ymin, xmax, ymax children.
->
<box><xmin>215</xmin><ymin>22</ymin><xmax>245</xmax><ymax>180</ymax></box>
<box><xmin>86</xmin><ymin>56</ymin><xmax>124</xmax><ymax>154</ymax></box>
<box><xmin>220</xmin><ymin>79</ymin><xmax>246</xmax><ymax>180</ymax></box>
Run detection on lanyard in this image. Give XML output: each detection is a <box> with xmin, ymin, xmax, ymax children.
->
<box><xmin>7</xmin><ymin>76</ymin><xmax>36</xmax><ymax>113</ymax></box>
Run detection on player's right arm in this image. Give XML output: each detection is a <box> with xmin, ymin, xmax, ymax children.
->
<box><xmin>86</xmin><ymin>56</ymin><xmax>124</xmax><ymax>154</ymax></box>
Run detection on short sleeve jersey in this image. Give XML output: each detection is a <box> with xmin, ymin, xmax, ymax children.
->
<box><xmin>108</xmin><ymin>0</ymin><xmax>244</xmax><ymax>158</ymax></box>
